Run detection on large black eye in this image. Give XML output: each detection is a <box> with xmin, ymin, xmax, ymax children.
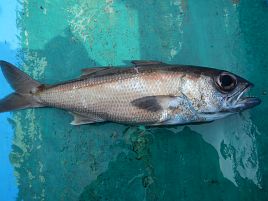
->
<box><xmin>215</xmin><ymin>72</ymin><xmax>237</xmax><ymax>92</ymax></box>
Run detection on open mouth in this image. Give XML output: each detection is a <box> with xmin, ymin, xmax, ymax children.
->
<box><xmin>227</xmin><ymin>83</ymin><xmax>261</xmax><ymax>111</ymax></box>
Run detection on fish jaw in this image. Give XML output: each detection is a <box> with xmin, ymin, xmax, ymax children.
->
<box><xmin>223</xmin><ymin>83</ymin><xmax>261</xmax><ymax>112</ymax></box>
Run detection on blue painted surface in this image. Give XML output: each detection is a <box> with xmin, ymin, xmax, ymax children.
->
<box><xmin>0</xmin><ymin>0</ymin><xmax>268</xmax><ymax>201</ymax></box>
<box><xmin>0</xmin><ymin>1</ymin><xmax>19</xmax><ymax>200</ymax></box>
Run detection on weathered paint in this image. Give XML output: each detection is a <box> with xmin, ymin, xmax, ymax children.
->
<box><xmin>1</xmin><ymin>0</ymin><xmax>267</xmax><ymax>200</ymax></box>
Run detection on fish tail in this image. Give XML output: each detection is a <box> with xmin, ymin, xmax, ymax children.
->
<box><xmin>0</xmin><ymin>60</ymin><xmax>44</xmax><ymax>113</ymax></box>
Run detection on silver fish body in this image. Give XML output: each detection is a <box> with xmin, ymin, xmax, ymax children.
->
<box><xmin>0</xmin><ymin>60</ymin><xmax>261</xmax><ymax>126</ymax></box>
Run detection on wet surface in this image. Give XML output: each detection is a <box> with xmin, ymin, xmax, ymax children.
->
<box><xmin>0</xmin><ymin>0</ymin><xmax>267</xmax><ymax>200</ymax></box>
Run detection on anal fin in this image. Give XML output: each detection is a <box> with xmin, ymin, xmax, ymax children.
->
<box><xmin>70</xmin><ymin>112</ymin><xmax>105</xmax><ymax>125</ymax></box>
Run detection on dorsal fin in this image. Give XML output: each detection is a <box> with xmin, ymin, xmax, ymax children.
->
<box><xmin>79</xmin><ymin>60</ymin><xmax>167</xmax><ymax>79</ymax></box>
<box><xmin>80</xmin><ymin>67</ymin><xmax>110</xmax><ymax>78</ymax></box>
<box><xmin>131</xmin><ymin>60</ymin><xmax>166</xmax><ymax>66</ymax></box>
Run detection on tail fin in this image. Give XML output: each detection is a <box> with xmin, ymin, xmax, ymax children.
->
<box><xmin>0</xmin><ymin>60</ymin><xmax>43</xmax><ymax>113</ymax></box>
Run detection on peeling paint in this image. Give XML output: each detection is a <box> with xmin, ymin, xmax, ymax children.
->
<box><xmin>170</xmin><ymin>47</ymin><xmax>178</xmax><ymax>58</ymax></box>
<box><xmin>24</xmin><ymin>30</ymin><xmax>29</xmax><ymax>47</ymax></box>
<box><xmin>66</xmin><ymin>2</ymin><xmax>102</xmax><ymax>42</ymax></box>
<box><xmin>105</xmin><ymin>0</ymin><xmax>114</xmax><ymax>14</ymax></box>
<box><xmin>223</xmin><ymin>8</ymin><xmax>230</xmax><ymax>30</ymax></box>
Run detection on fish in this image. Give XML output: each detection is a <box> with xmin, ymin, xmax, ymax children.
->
<box><xmin>0</xmin><ymin>60</ymin><xmax>261</xmax><ymax>126</ymax></box>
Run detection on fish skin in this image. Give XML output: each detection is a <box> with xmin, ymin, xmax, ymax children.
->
<box><xmin>0</xmin><ymin>60</ymin><xmax>261</xmax><ymax>125</ymax></box>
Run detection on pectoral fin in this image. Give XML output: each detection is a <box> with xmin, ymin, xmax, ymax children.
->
<box><xmin>70</xmin><ymin>112</ymin><xmax>105</xmax><ymax>125</ymax></box>
<box><xmin>131</xmin><ymin>95</ymin><xmax>186</xmax><ymax>112</ymax></box>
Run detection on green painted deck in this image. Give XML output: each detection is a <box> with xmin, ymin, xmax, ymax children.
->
<box><xmin>8</xmin><ymin>0</ymin><xmax>268</xmax><ymax>200</ymax></box>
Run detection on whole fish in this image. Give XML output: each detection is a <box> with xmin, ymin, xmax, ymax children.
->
<box><xmin>0</xmin><ymin>60</ymin><xmax>261</xmax><ymax>126</ymax></box>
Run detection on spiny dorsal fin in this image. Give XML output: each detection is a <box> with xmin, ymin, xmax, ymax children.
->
<box><xmin>80</xmin><ymin>67</ymin><xmax>110</xmax><ymax>78</ymax></box>
<box><xmin>80</xmin><ymin>61</ymin><xmax>166</xmax><ymax>78</ymax></box>
<box><xmin>131</xmin><ymin>60</ymin><xmax>166</xmax><ymax>66</ymax></box>
<box><xmin>70</xmin><ymin>112</ymin><xmax>105</xmax><ymax>125</ymax></box>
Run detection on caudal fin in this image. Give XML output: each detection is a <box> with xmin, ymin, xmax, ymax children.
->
<box><xmin>0</xmin><ymin>60</ymin><xmax>44</xmax><ymax>113</ymax></box>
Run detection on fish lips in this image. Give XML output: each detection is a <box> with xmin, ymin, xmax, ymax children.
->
<box><xmin>228</xmin><ymin>83</ymin><xmax>261</xmax><ymax>112</ymax></box>
<box><xmin>237</xmin><ymin>97</ymin><xmax>261</xmax><ymax>110</ymax></box>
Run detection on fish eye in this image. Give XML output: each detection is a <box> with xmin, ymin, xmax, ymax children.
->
<box><xmin>215</xmin><ymin>72</ymin><xmax>237</xmax><ymax>92</ymax></box>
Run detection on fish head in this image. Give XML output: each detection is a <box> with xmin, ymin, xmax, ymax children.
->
<box><xmin>191</xmin><ymin>68</ymin><xmax>261</xmax><ymax>121</ymax></box>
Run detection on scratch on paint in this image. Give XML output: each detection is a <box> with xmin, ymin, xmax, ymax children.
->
<box><xmin>173</xmin><ymin>0</ymin><xmax>186</xmax><ymax>34</ymax></box>
<box><xmin>223</xmin><ymin>8</ymin><xmax>230</xmax><ymax>30</ymax></box>
<box><xmin>42</xmin><ymin>7</ymin><xmax>47</xmax><ymax>15</ymax></box>
<box><xmin>128</xmin><ymin>173</ymin><xmax>144</xmax><ymax>185</ymax></box>
<box><xmin>42</xmin><ymin>0</ymin><xmax>51</xmax><ymax>15</ymax></box>
<box><xmin>169</xmin><ymin>0</ymin><xmax>186</xmax><ymax>60</ymax></box>
<box><xmin>170</xmin><ymin>47</ymin><xmax>178</xmax><ymax>58</ymax></box>
<box><xmin>24</xmin><ymin>0</ymin><xmax>30</xmax><ymax>17</ymax></box>
<box><xmin>24</xmin><ymin>30</ymin><xmax>29</xmax><ymax>47</ymax></box>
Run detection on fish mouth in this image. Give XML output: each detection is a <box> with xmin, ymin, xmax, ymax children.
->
<box><xmin>226</xmin><ymin>83</ymin><xmax>261</xmax><ymax>112</ymax></box>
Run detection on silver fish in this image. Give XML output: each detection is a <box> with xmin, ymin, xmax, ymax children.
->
<box><xmin>0</xmin><ymin>60</ymin><xmax>261</xmax><ymax>126</ymax></box>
